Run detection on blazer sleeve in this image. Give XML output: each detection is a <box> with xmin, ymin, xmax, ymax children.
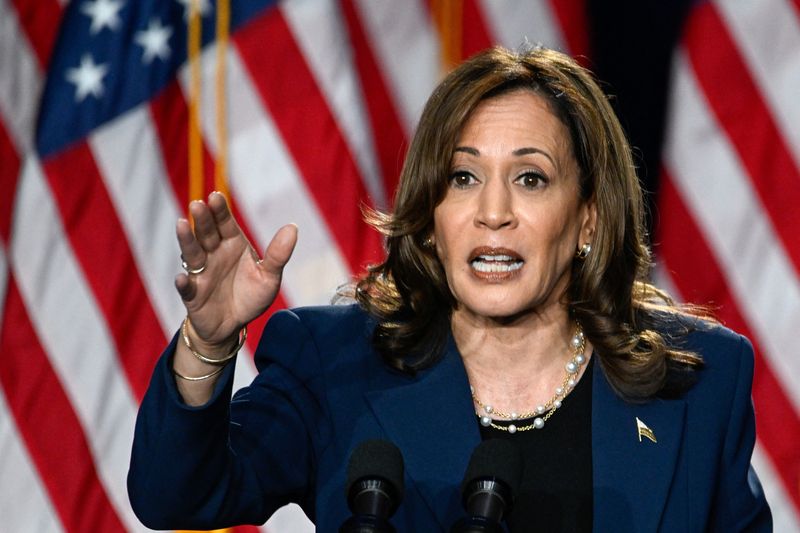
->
<box><xmin>128</xmin><ymin>309</ymin><xmax>331</xmax><ymax>530</ymax></box>
<box><xmin>709</xmin><ymin>334</ymin><xmax>772</xmax><ymax>532</ymax></box>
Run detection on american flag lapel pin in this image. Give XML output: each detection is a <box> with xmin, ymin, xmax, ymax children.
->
<box><xmin>636</xmin><ymin>417</ymin><xmax>657</xmax><ymax>443</ymax></box>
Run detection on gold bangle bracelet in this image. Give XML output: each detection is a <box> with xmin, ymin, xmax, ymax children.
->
<box><xmin>181</xmin><ymin>317</ymin><xmax>247</xmax><ymax>365</ymax></box>
<box><xmin>173</xmin><ymin>364</ymin><xmax>227</xmax><ymax>381</ymax></box>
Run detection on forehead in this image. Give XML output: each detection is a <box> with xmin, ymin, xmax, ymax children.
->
<box><xmin>456</xmin><ymin>89</ymin><xmax>570</xmax><ymax>149</ymax></box>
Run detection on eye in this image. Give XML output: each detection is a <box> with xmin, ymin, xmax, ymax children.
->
<box><xmin>515</xmin><ymin>171</ymin><xmax>548</xmax><ymax>189</ymax></box>
<box><xmin>448</xmin><ymin>171</ymin><xmax>478</xmax><ymax>189</ymax></box>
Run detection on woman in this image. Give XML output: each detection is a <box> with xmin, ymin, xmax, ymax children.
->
<box><xmin>128</xmin><ymin>46</ymin><xmax>771</xmax><ymax>531</ymax></box>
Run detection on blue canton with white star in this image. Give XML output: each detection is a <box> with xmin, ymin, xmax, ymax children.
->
<box><xmin>36</xmin><ymin>0</ymin><xmax>277</xmax><ymax>159</ymax></box>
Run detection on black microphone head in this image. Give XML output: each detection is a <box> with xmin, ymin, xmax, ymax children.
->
<box><xmin>346</xmin><ymin>439</ymin><xmax>405</xmax><ymax>514</ymax></box>
<box><xmin>461</xmin><ymin>438</ymin><xmax>523</xmax><ymax>499</ymax></box>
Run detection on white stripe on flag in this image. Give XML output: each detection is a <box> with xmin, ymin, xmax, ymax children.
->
<box><xmin>264</xmin><ymin>502</ymin><xmax>315</xmax><ymax>533</ymax></box>
<box><xmin>664</xmin><ymin>53</ymin><xmax>800</xmax><ymax>410</ymax></box>
<box><xmin>10</xmin><ymin>157</ymin><xmax>148</xmax><ymax>533</ymax></box>
<box><xmin>281</xmin><ymin>0</ymin><xmax>386</xmax><ymax>206</ymax></box>
<box><xmin>714</xmin><ymin>0</ymin><xmax>800</xmax><ymax>168</ymax></box>
<box><xmin>353</xmin><ymin>0</ymin><xmax>440</xmax><ymax>135</ymax></box>
<box><xmin>752</xmin><ymin>441</ymin><xmax>800</xmax><ymax>532</ymax></box>
<box><xmin>478</xmin><ymin>0</ymin><xmax>566</xmax><ymax>52</ymax></box>
<box><xmin>0</xmin><ymin>0</ymin><xmax>41</xmax><ymax>151</ymax></box>
<box><xmin>89</xmin><ymin>107</ymin><xmax>186</xmax><ymax>334</ymax></box>
<box><xmin>0</xmin><ymin>390</ymin><xmax>64</xmax><ymax>533</ymax></box>
<box><xmin>232</xmin><ymin>345</ymin><xmax>259</xmax><ymax>393</ymax></box>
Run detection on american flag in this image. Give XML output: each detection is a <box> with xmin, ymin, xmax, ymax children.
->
<box><xmin>0</xmin><ymin>1</ymin><xmax>796</xmax><ymax>532</ymax></box>
<box><xmin>656</xmin><ymin>1</ymin><xmax>800</xmax><ymax>531</ymax></box>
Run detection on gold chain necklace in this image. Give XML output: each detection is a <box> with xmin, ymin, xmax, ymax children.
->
<box><xmin>471</xmin><ymin>323</ymin><xmax>587</xmax><ymax>434</ymax></box>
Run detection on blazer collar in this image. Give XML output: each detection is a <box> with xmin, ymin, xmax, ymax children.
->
<box><xmin>365</xmin><ymin>336</ymin><xmax>480</xmax><ymax>530</ymax></box>
<box><xmin>591</xmin><ymin>361</ymin><xmax>686</xmax><ymax>532</ymax></box>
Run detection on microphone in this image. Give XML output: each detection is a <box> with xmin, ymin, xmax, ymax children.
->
<box><xmin>339</xmin><ymin>439</ymin><xmax>404</xmax><ymax>533</ymax></box>
<box><xmin>450</xmin><ymin>439</ymin><xmax>524</xmax><ymax>533</ymax></box>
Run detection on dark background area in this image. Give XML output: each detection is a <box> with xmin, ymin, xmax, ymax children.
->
<box><xmin>586</xmin><ymin>0</ymin><xmax>694</xmax><ymax>234</ymax></box>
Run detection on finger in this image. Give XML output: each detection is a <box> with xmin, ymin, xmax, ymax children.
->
<box><xmin>176</xmin><ymin>217</ymin><xmax>206</xmax><ymax>270</ymax></box>
<box><xmin>189</xmin><ymin>200</ymin><xmax>222</xmax><ymax>252</ymax></box>
<box><xmin>174</xmin><ymin>273</ymin><xmax>197</xmax><ymax>303</ymax></box>
<box><xmin>259</xmin><ymin>224</ymin><xmax>298</xmax><ymax>277</ymax></box>
<box><xmin>207</xmin><ymin>191</ymin><xmax>242</xmax><ymax>241</ymax></box>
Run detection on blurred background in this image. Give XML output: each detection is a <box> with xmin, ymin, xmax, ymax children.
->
<box><xmin>1</xmin><ymin>0</ymin><xmax>798</xmax><ymax>531</ymax></box>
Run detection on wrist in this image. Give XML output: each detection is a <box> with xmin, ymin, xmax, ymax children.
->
<box><xmin>182</xmin><ymin>317</ymin><xmax>247</xmax><ymax>365</ymax></box>
<box><xmin>184</xmin><ymin>317</ymin><xmax>244</xmax><ymax>359</ymax></box>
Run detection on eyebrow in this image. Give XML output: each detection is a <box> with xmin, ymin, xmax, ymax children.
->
<box><xmin>454</xmin><ymin>146</ymin><xmax>555</xmax><ymax>165</ymax></box>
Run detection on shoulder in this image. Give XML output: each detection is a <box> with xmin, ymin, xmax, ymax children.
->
<box><xmin>656</xmin><ymin>314</ymin><xmax>754</xmax><ymax>403</ymax></box>
<box><xmin>662</xmin><ymin>315</ymin><xmax>753</xmax><ymax>373</ymax></box>
<box><xmin>265</xmin><ymin>303</ymin><xmax>375</xmax><ymax>341</ymax></box>
<box><xmin>655</xmin><ymin>318</ymin><xmax>771</xmax><ymax>529</ymax></box>
<box><xmin>665</xmin><ymin>314</ymin><xmax>749</xmax><ymax>351</ymax></box>
<box><xmin>255</xmin><ymin>304</ymin><xmax>377</xmax><ymax>371</ymax></box>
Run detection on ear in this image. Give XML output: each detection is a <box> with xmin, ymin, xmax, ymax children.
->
<box><xmin>579</xmin><ymin>196</ymin><xmax>597</xmax><ymax>246</ymax></box>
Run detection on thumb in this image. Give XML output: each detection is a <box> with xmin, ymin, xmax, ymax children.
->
<box><xmin>260</xmin><ymin>223</ymin><xmax>298</xmax><ymax>276</ymax></box>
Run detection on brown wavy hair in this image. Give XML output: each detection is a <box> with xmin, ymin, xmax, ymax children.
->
<box><xmin>354</xmin><ymin>45</ymin><xmax>704</xmax><ymax>401</ymax></box>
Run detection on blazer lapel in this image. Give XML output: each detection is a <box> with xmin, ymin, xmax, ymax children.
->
<box><xmin>592</xmin><ymin>361</ymin><xmax>686</xmax><ymax>532</ymax></box>
<box><xmin>365</xmin><ymin>337</ymin><xmax>480</xmax><ymax>530</ymax></box>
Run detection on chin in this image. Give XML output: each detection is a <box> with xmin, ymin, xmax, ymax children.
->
<box><xmin>456</xmin><ymin>298</ymin><xmax>534</xmax><ymax>322</ymax></box>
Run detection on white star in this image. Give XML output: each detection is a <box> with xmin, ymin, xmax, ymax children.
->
<box><xmin>135</xmin><ymin>18</ymin><xmax>173</xmax><ymax>64</ymax></box>
<box><xmin>80</xmin><ymin>0</ymin><xmax>125</xmax><ymax>35</ymax></box>
<box><xmin>175</xmin><ymin>0</ymin><xmax>212</xmax><ymax>21</ymax></box>
<box><xmin>65</xmin><ymin>54</ymin><xmax>109</xmax><ymax>102</ymax></box>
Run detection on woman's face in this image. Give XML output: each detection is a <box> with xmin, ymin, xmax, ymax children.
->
<box><xmin>433</xmin><ymin>89</ymin><xmax>595</xmax><ymax>323</ymax></box>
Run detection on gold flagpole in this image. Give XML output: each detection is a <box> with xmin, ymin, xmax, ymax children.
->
<box><xmin>431</xmin><ymin>0</ymin><xmax>463</xmax><ymax>72</ymax></box>
<box><xmin>187</xmin><ymin>0</ymin><xmax>204</xmax><ymax>209</ymax></box>
<box><xmin>214</xmin><ymin>0</ymin><xmax>231</xmax><ymax>199</ymax></box>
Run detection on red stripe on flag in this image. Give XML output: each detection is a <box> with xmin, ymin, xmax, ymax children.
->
<box><xmin>148</xmin><ymin>81</ymin><xmax>288</xmax><ymax>356</ymax></box>
<box><xmin>683</xmin><ymin>2</ymin><xmax>800</xmax><ymax>277</ymax></box>
<box><xmin>547</xmin><ymin>0</ymin><xmax>590</xmax><ymax>62</ymax></box>
<box><xmin>658</xmin><ymin>172</ymin><xmax>800</xmax><ymax>513</ymax></box>
<box><xmin>231</xmin><ymin>525</ymin><xmax>261</xmax><ymax>533</ymax></box>
<box><xmin>340</xmin><ymin>0</ymin><xmax>408</xmax><ymax>204</ymax></box>
<box><xmin>149</xmin><ymin>82</ymin><xmax>195</xmax><ymax>208</ymax></box>
<box><xmin>0</xmin><ymin>277</ymin><xmax>127</xmax><ymax>533</ymax></box>
<box><xmin>8</xmin><ymin>0</ymin><xmax>63</xmax><ymax>69</ymax></box>
<box><xmin>234</xmin><ymin>8</ymin><xmax>384</xmax><ymax>273</ymax></box>
<box><xmin>41</xmin><ymin>145</ymin><xmax>166</xmax><ymax>400</ymax></box>
<box><xmin>0</xmin><ymin>119</ymin><xmax>20</xmax><ymax>242</ymax></box>
<box><xmin>461</xmin><ymin>0</ymin><xmax>494</xmax><ymax>60</ymax></box>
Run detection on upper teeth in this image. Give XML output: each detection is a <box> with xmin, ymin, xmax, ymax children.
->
<box><xmin>472</xmin><ymin>255</ymin><xmax>523</xmax><ymax>273</ymax></box>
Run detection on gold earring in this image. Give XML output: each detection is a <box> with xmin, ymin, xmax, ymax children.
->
<box><xmin>575</xmin><ymin>243</ymin><xmax>591</xmax><ymax>260</ymax></box>
<box><xmin>423</xmin><ymin>237</ymin><xmax>434</xmax><ymax>248</ymax></box>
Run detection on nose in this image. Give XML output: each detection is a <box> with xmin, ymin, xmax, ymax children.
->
<box><xmin>474</xmin><ymin>179</ymin><xmax>516</xmax><ymax>230</ymax></box>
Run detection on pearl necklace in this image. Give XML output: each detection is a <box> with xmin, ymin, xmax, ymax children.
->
<box><xmin>471</xmin><ymin>323</ymin><xmax>588</xmax><ymax>434</ymax></box>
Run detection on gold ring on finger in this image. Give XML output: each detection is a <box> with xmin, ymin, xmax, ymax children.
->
<box><xmin>181</xmin><ymin>256</ymin><xmax>206</xmax><ymax>275</ymax></box>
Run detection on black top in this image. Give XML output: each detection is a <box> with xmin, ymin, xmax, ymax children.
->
<box><xmin>478</xmin><ymin>357</ymin><xmax>594</xmax><ymax>533</ymax></box>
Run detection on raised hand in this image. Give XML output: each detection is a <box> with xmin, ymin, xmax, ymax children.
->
<box><xmin>174</xmin><ymin>192</ymin><xmax>297</xmax><ymax>353</ymax></box>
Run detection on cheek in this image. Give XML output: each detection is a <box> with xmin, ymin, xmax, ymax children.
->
<box><xmin>526</xmin><ymin>213</ymin><xmax>581</xmax><ymax>271</ymax></box>
<box><xmin>432</xmin><ymin>207</ymin><xmax>460</xmax><ymax>262</ymax></box>
<box><xmin>434</xmin><ymin>237</ymin><xmax>460</xmax><ymax>279</ymax></box>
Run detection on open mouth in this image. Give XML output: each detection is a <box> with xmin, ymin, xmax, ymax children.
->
<box><xmin>469</xmin><ymin>250</ymin><xmax>524</xmax><ymax>273</ymax></box>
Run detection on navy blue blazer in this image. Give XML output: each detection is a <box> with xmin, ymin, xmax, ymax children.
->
<box><xmin>128</xmin><ymin>304</ymin><xmax>771</xmax><ymax>531</ymax></box>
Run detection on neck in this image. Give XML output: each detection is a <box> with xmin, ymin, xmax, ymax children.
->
<box><xmin>453</xmin><ymin>306</ymin><xmax>590</xmax><ymax>416</ymax></box>
<box><xmin>452</xmin><ymin>306</ymin><xmax>573</xmax><ymax>369</ymax></box>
